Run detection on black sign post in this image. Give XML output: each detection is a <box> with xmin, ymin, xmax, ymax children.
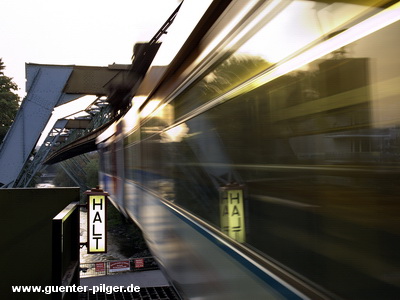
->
<box><xmin>84</xmin><ymin>187</ymin><xmax>108</xmax><ymax>254</ymax></box>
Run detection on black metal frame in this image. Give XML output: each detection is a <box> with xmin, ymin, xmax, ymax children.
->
<box><xmin>52</xmin><ymin>202</ymin><xmax>80</xmax><ymax>300</ymax></box>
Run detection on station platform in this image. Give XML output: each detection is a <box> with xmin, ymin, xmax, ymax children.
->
<box><xmin>79</xmin><ymin>270</ymin><xmax>180</xmax><ymax>300</ymax></box>
<box><xmin>80</xmin><ymin>270</ymin><xmax>169</xmax><ymax>288</ymax></box>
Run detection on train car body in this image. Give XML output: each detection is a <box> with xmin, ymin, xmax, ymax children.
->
<box><xmin>97</xmin><ymin>1</ymin><xmax>400</xmax><ymax>299</ymax></box>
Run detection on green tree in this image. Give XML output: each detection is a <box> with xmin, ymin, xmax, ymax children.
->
<box><xmin>84</xmin><ymin>152</ymin><xmax>99</xmax><ymax>188</ymax></box>
<box><xmin>0</xmin><ymin>58</ymin><xmax>20</xmax><ymax>142</ymax></box>
<box><xmin>53</xmin><ymin>164</ymin><xmax>76</xmax><ymax>187</ymax></box>
<box><xmin>53</xmin><ymin>152</ymin><xmax>99</xmax><ymax>188</ymax></box>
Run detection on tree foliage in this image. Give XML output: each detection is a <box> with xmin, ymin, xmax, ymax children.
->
<box><xmin>84</xmin><ymin>152</ymin><xmax>99</xmax><ymax>188</ymax></box>
<box><xmin>53</xmin><ymin>165</ymin><xmax>76</xmax><ymax>187</ymax></box>
<box><xmin>0</xmin><ymin>58</ymin><xmax>20</xmax><ymax>142</ymax></box>
<box><xmin>53</xmin><ymin>152</ymin><xmax>99</xmax><ymax>188</ymax></box>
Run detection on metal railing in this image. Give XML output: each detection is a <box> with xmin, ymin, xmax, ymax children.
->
<box><xmin>79</xmin><ymin>257</ymin><xmax>159</xmax><ymax>278</ymax></box>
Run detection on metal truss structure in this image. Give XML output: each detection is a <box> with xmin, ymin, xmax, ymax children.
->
<box><xmin>0</xmin><ymin>2</ymin><xmax>183</xmax><ymax>189</ymax></box>
<box><xmin>0</xmin><ymin>64</ymin><xmax>126</xmax><ymax>188</ymax></box>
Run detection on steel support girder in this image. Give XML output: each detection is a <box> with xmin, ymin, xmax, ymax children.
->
<box><xmin>0</xmin><ymin>64</ymin><xmax>81</xmax><ymax>186</ymax></box>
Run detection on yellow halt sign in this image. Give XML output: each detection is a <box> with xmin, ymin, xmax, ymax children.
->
<box><xmin>85</xmin><ymin>188</ymin><xmax>108</xmax><ymax>254</ymax></box>
<box><xmin>220</xmin><ymin>187</ymin><xmax>246</xmax><ymax>243</ymax></box>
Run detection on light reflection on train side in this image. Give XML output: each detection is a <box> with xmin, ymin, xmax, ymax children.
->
<box><xmin>99</xmin><ymin>1</ymin><xmax>400</xmax><ymax>299</ymax></box>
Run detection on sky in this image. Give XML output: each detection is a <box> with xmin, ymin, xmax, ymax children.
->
<box><xmin>0</xmin><ymin>0</ymin><xmax>182</xmax><ymax>98</ymax></box>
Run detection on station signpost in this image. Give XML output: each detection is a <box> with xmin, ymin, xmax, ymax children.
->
<box><xmin>84</xmin><ymin>187</ymin><xmax>108</xmax><ymax>253</ymax></box>
<box><xmin>220</xmin><ymin>183</ymin><xmax>246</xmax><ymax>243</ymax></box>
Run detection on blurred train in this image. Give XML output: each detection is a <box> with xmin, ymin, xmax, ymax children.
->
<box><xmin>96</xmin><ymin>1</ymin><xmax>400</xmax><ymax>299</ymax></box>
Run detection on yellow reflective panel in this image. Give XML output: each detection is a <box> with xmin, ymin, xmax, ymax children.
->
<box><xmin>220</xmin><ymin>188</ymin><xmax>246</xmax><ymax>243</ymax></box>
<box><xmin>88</xmin><ymin>195</ymin><xmax>106</xmax><ymax>253</ymax></box>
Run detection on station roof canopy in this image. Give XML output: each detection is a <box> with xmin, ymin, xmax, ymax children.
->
<box><xmin>63</xmin><ymin>64</ymin><xmax>130</xmax><ymax>96</ymax></box>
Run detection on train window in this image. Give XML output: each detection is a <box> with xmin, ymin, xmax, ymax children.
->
<box><xmin>125</xmin><ymin>129</ymin><xmax>141</xmax><ymax>182</ymax></box>
<box><xmin>154</xmin><ymin>9</ymin><xmax>400</xmax><ymax>300</ymax></box>
<box><xmin>102</xmin><ymin>147</ymin><xmax>111</xmax><ymax>175</ymax></box>
<box><xmin>172</xmin><ymin>0</ymin><xmax>393</xmax><ymax>121</ymax></box>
